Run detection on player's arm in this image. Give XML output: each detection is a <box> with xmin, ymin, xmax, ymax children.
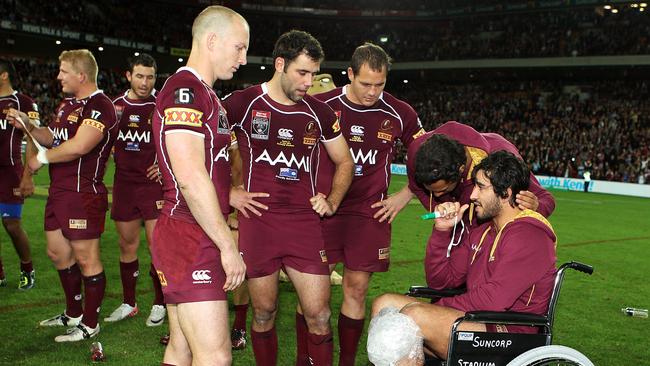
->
<box><xmin>516</xmin><ymin>174</ymin><xmax>555</xmax><ymax>217</ymax></box>
<box><xmin>6</xmin><ymin>108</ymin><xmax>54</xmax><ymax>147</ymax></box>
<box><xmin>312</xmin><ymin>135</ymin><xmax>354</xmax><ymax>216</ymax></box>
<box><xmin>19</xmin><ymin>138</ymin><xmax>36</xmax><ymax>197</ymax></box>
<box><xmin>371</xmin><ymin>184</ymin><xmax>415</xmax><ymax>223</ymax></box>
<box><xmin>166</xmin><ymin>132</ymin><xmax>245</xmax><ymax>291</ymax></box>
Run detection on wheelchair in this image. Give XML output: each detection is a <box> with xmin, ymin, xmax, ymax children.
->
<box><xmin>406</xmin><ymin>261</ymin><xmax>595</xmax><ymax>366</ymax></box>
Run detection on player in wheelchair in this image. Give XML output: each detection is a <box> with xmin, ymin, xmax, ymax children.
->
<box><xmin>368</xmin><ymin>151</ymin><xmax>594</xmax><ymax>366</ymax></box>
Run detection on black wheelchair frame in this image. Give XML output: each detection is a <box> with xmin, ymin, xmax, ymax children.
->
<box><xmin>406</xmin><ymin>261</ymin><xmax>594</xmax><ymax>366</ymax></box>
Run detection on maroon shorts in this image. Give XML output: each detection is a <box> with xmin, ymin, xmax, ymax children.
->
<box><xmin>0</xmin><ymin>165</ymin><xmax>24</xmax><ymax>204</ymax></box>
<box><xmin>238</xmin><ymin>211</ymin><xmax>329</xmax><ymax>278</ymax></box>
<box><xmin>151</xmin><ymin>214</ymin><xmax>226</xmax><ymax>304</ymax></box>
<box><xmin>322</xmin><ymin>213</ymin><xmax>391</xmax><ymax>272</ymax></box>
<box><xmin>44</xmin><ymin>190</ymin><xmax>108</xmax><ymax>240</ymax></box>
<box><xmin>111</xmin><ymin>179</ymin><xmax>163</xmax><ymax>221</ymax></box>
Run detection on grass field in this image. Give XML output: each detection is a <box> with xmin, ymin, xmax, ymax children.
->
<box><xmin>0</xmin><ymin>168</ymin><xmax>649</xmax><ymax>365</ymax></box>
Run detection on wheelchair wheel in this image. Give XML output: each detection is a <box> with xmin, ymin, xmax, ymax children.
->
<box><xmin>506</xmin><ymin>345</ymin><xmax>594</xmax><ymax>366</ymax></box>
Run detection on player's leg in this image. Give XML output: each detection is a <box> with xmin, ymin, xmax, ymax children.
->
<box><xmin>104</xmin><ymin>219</ymin><xmax>142</xmax><ymax>322</ymax></box>
<box><xmin>286</xmin><ymin>267</ymin><xmax>333</xmax><ymax>366</ymax></box>
<box><xmin>338</xmin><ymin>269</ymin><xmax>371</xmax><ymax>366</ymax></box>
<box><xmin>54</xmin><ymin>238</ymin><xmax>105</xmax><ymax>342</ymax></box>
<box><xmin>177</xmin><ymin>300</ymin><xmax>232</xmax><ymax>366</ymax></box>
<box><xmin>2</xmin><ymin>214</ymin><xmax>34</xmax><ymax>290</ymax></box>
<box><xmin>163</xmin><ymin>303</ymin><xmax>192</xmax><ymax>366</ymax></box>
<box><xmin>143</xmin><ymin>218</ymin><xmax>166</xmax><ymax>326</ymax></box>
<box><xmin>247</xmin><ymin>273</ymin><xmax>280</xmax><ymax>366</ymax></box>
<box><xmin>40</xmin><ymin>229</ymin><xmax>83</xmax><ymax>327</ymax></box>
<box><xmin>227</xmin><ymin>215</ymin><xmax>249</xmax><ymax>349</ymax></box>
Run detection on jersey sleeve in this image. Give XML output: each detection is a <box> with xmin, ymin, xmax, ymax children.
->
<box><xmin>317</xmin><ymin>102</ymin><xmax>341</xmax><ymax>142</ymax></box>
<box><xmin>398</xmin><ymin>105</ymin><xmax>426</xmax><ymax>148</ymax></box>
<box><xmin>159</xmin><ymin>81</ymin><xmax>210</xmax><ymax>137</ymax></box>
<box><xmin>17</xmin><ymin>94</ymin><xmax>41</xmax><ymax>126</ymax></box>
<box><xmin>81</xmin><ymin>96</ymin><xmax>117</xmax><ymax>135</ymax></box>
<box><xmin>221</xmin><ymin>91</ymin><xmax>245</xmax><ymax>128</ymax></box>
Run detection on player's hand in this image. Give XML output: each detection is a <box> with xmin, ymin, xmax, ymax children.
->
<box><xmin>18</xmin><ymin>171</ymin><xmax>35</xmax><ymax>197</ymax></box>
<box><xmin>516</xmin><ymin>190</ymin><xmax>539</xmax><ymax>212</ymax></box>
<box><xmin>27</xmin><ymin>155</ymin><xmax>43</xmax><ymax>174</ymax></box>
<box><xmin>371</xmin><ymin>190</ymin><xmax>412</xmax><ymax>224</ymax></box>
<box><xmin>226</xmin><ymin>214</ymin><xmax>239</xmax><ymax>230</ymax></box>
<box><xmin>310</xmin><ymin>192</ymin><xmax>336</xmax><ymax>217</ymax></box>
<box><xmin>146</xmin><ymin>163</ymin><xmax>161</xmax><ymax>183</ymax></box>
<box><xmin>433</xmin><ymin>202</ymin><xmax>469</xmax><ymax>231</ymax></box>
<box><xmin>229</xmin><ymin>185</ymin><xmax>269</xmax><ymax>218</ymax></box>
<box><xmin>6</xmin><ymin>108</ymin><xmax>31</xmax><ymax>131</ymax></box>
<box><xmin>220</xmin><ymin>247</ymin><xmax>246</xmax><ymax>291</ymax></box>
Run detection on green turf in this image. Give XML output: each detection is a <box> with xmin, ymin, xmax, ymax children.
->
<box><xmin>0</xmin><ymin>171</ymin><xmax>648</xmax><ymax>365</ymax></box>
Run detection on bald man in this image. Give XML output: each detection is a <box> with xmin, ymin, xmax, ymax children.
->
<box><xmin>151</xmin><ymin>6</ymin><xmax>251</xmax><ymax>366</ymax></box>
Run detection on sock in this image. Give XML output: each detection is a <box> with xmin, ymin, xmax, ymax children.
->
<box><xmin>295</xmin><ymin>312</ymin><xmax>309</xmax><ymax>366</ymax></box>
<box><xmin>338</xmin><ymin>313</ymin><xmax>365</xmax><ymax>366</ymax></box>
<box><xmin>57</xmin><ymin>264</ymin><xmax>83</xmax><ymax>317</ymax></box>
<box><xmin>20</xmin><ymin>260</ymin><xmax>33</xmax><ymax>273</ymax></box>
<box><xmin>307</xmin><ymin>331</ymin><xmax>333</xmax><ymax>366</ymax></box>
<box><xmin>82</xmin><ymin>272</ymin><xmax>106</xmax><ymax>328</ymax></box>
<box><xmin>150</xmin><ymin>264</ymin><xmax>165</xmax><ymax>306</ymax></box>
<box><xmin>0</xmin><ymin>258</ymin><xmax>4</xmax><ymax>279</ymax></box>
<box><xmin>251</xmin><ymin>326</ymin><xmax>278</xmax><ymax>366</ymax></box>
<box><xmin>120</xmin><ymin>260</ymin><xmax>139</xmax><ymax>307</ymax></box>
<box><xmin>232</xmin><ymin>304</ymin><xmax>249</xmax><ymax>330</ymax></box>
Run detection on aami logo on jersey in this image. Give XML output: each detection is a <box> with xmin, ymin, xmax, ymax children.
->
<box><xmin>51</xmin><ymin>127</ymin><xmax>69</xmax><ymax>143</ymax></box>
<box><xmin>118</xmin><ymin>130</ymin><xmax>150</xmax><ymax>144</ymax></box>
<box><xmin>214</xmin><ymin>146</ymin><xmax>230</xmax><ymax>162</ymax></box>
<box><xmin>377</xmin><ymin>119</ymin><xmax>393</xmax><ymax>142</ymax></box>
<box><xmin>350</xmin><ymin>148</ymin><xmax>378</xmax><ymax>165</ymax></box>
<box><xmin>278</xmin><ymin>167</ymin><xmax>299</xmax><ymax>181</ymax></box>
<box><xmin>255</xmin><ymin>149</ymin><xmax>310</xmax><ymax>172</ymax></box>
<box><xmin>0</xmin><ymin>119</ymin><xmax>7</xmax><ymax>130</ymax></box>
<box><xmin>251</xmin><ymin>110</ymin><xmax>270</xmax><ymax>140</ymax></box>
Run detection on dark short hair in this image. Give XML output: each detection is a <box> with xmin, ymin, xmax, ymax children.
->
<box><xmin>127</xmin><ymin>53</ymin><xmax>157</xmax><ymax>73</ymax></box>
<box><xmin>471</xmin><ymin>150</ymin><xmax>530</xmax><ymax>208</ymax></box>
<box><xmin>414</xmin><ymin>134</ymin><xmax>466</xmax><ymax>186</ymax></box>
<box><xmin>0</xmin><ymin>58</ymin><xmax>17</xmax><ymax>84</ymax></box>
<box><xmin>272</xmin><ymin>30</ymin><xmax>324</xmax><ymax>71</ymax></box>
<box><xmin>350</xmin><ymin>42</ymin><xmax>392</xmax><ymax>75</ymax></box>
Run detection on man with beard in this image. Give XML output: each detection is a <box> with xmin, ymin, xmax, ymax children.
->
<box><xmin>370</xmin><ymin>151</ymin><xmax>557</xmax><ymax>361</ymax></box>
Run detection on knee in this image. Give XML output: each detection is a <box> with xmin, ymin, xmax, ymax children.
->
<box><xmin>343</xmin><ymin>280</ymin><xmax>369</xmax><ymax>302</ymax></box>
<box><xmin>212</xmin><ymin>352</ymin><xmax>232</xmax><ymax>366</ymax></box>
<box><xmin>46</xmin><ymin>247</ymin><xmax>63</xmax><ymax>263</ymax></box>
<box><xmin>2</xmin><ymin>219</ymin><xmax>22</xmax><ymax>236</ymax></box>
<box><xmin>303</xmin><ymin>305</ymin><xmax>331</xmax><ymax>328</ymax></box>
<box><xmin>371</xmin><ymin>293</ymin><xmax>398</xmax><ymax>317</ymax></box>
<box><xmin>252</xmin><ymin>302</ymin><xmax>277</xmax><ymax>326</ymax></box>
<box><xmin>119</xmin><ymin>239</ymin><xmax>139</xmax><ymax>254</ymax></box>
<box><xmin>399</xmin><ymin>302</ymin><xmax>425</xmax><ymax>323</ymax></box>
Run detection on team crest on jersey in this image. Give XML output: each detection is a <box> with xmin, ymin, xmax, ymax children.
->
<box><xmin>319</xmin><ymin>250</ymin><xmax>328</xmax><ymax>263</ymax></box>
<box><xmin>378</xmin><ymin>247</ymin><xmax>390</xmax><ymax>260</ymax></box>
<box><xmin>332</xmin><ymin>112</ymin><xmax>341</xmax><ymax>133</ymax></box>
<box><xmin>217</xmin><ymin>109</ymin><xmax>230</xmax><ymax>135</ymax></box>
<box><xmin>115</xmin><ymin>105</ymin><xmax>125</xmax><ymax>120</ymax></box>
<box><xmin>67</xmin><ymin>107</ymin><xmax>83</xmax><ymax>124</ymax></box>
<box><xmin>69</xmin><ymin>219</ymin><xmax>88</xmax><ymax>230</ymax></box>
<box><xmin>377</xmin><ymin>119</ymin><xmax>393</xmax><ymax>142</ymax></box>
<box><xmin>303</xmin><ymin>121</ymin><xmax>318</xmax><ymax>145</ymax></box>
<box><xmin>251</xmin><ymin>110</ymin><xmax>270</xmax><ymax>140</ymax></box>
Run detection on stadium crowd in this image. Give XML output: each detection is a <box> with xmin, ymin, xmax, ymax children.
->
<box><xmin>3</xmin><ymin>0</ymin><xmax>649</xmax><ymax>61</ymax></box>
<box><xmin>8</xmin><ymin>56</ymin><xmax>649</xmax><ymax>184</ymax></box>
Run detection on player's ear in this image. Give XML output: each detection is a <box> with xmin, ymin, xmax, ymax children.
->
<box><xmin>347</xmin><ymin>67</ymin><xmax>354</xmax><ymax>83</ymax></box>
<box><xmin>125</xmin><ymin>71</ymin><xmax>132</xmax><ymax>83</ymax></box>
<box><xmin>274</xmin><ymin>57</ymin><xmax>285</xmax><ymax>73</ymax></box>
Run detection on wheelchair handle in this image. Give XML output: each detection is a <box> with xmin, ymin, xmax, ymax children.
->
<box><xmin>566</xmin><ymin>261</ymin><xmax>594</xmax><ymax>275</ymax></box>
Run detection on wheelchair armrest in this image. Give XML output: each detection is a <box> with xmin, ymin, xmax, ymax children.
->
<box><xmin>463</xmin><ymin>311</ymin><xmax>549</xmax><ymax>327</ymax></box>
<box><xmin>407</xmin><ymin>285</ymin><xmax>466</xmax><ymax>299</ymax></box>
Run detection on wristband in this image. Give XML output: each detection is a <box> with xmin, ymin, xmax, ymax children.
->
<box><xmin>36</xmin><ymin>150</ymin><xmax>49</xmax><ymax>165</ymax></box>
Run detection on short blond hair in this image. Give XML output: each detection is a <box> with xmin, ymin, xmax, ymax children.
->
<box><xmin>191</xmin><ymin>5</ymin><xmax>248</xmax><ymax>42</ymax></box>
<box><xmin>59</xmin><ymin>49</ymin><xmax>98</xmax><ymax>83</ymax></box>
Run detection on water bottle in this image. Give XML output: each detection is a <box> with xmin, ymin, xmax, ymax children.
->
<box><xmin>621</xmin><ymin>307</ymin><xmax>648</xmax><ymax>318</ymax></box>
<box><xmin>90</xmin><ymin>341</ymin><xmax>106</xmax><ymax>362</ymax></box>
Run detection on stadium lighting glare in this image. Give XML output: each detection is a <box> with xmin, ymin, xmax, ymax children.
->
<box><xmin>260</xmin><ymin>65</ymin><xmax>266</xmax><ymax>70</ymax></box>
<box><xmin>641</xmin><ymin>7</ymin><xmax>646</xmax><ymax>11</ymax></box>
<box><xmin>604</xmin><ymin>5</ymin><xmax>611</xmax><ymax>9</ymax></box>
<box><xmin>641</xmin><ymin>2</ymin><xmax>647</xmax><ymax>6</ymax></box>
<box><xmin>55</xmin><ymin>40</ymin><xmax>61</xmax><ymax>45</ymax></box>
<box><xmin>341</xmin><ymin>70</ymin><xmax>347</xmax><ymax>75</ymax></box>
<box><xmin>379</xmin><ymin>36</ymin><xmax>389</xmax><ymax>43</ymax></box>
<box><xmin>178</xmin><ymin>58</ymin><xmax>184</xmax><ymax>62</ymax></box>
<box><xmin>611</xmin><ymin>8</ymin><xmax>619</xmax><ymax>13</ymax></box>
<box><xmin>98</xmin><ymin>46</ymin><xmax>104</xmax><ymax>51</ymax></box>
<box><xmin>134</xmin><ymin>52</ymin><xmax>140</xmax><ymax>56</ymax></box>
<box><xmin>403</xmin><ymin>79</ymin><xmax>409</xmax><ymax>84</ymax></box>
<box><xmin>631</xmin><ymin>3</ymin><xmax>639</xmax><ymax>7</ymax></box>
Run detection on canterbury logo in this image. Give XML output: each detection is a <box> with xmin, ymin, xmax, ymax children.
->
<box><xmin>278</xmin><ymin>128</ymin><xmax>294</xmax><ymax>139</ymax></box>
<box><xmin>350</xmin><ymin>125</ymin><xmax>364</xmax><ymax>135</ymax></box>
<box><xmin>192</xmin><ymin>270</ymin><xmax>212</xmax><ymax>281</ymax></box>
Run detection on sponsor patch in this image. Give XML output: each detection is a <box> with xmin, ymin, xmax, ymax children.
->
<box><xmin>217</xmin><ymin>109</ymin><xmax>230</xmax><ymax>135</ymax></box>
<box><xmin>354</xmin><ymin>165</ymin><xmax>363</xmax><ymax>176</ymax></box>
<box><xmin>278</xmin><ymin>167</ymin><xmax>299</xmax><ymax>181</ymax></box>
<box><xmin>27</xmin><ymin>111</ymin><xmax>40</xmax><ymax>120</ymax></box>
<box><xmin>192</xmin><ymin>269</ymin><xmax>212</xmax><ymax>284</ymax></box>
<box><xmin>251</xmin><ymin>110</ymin><xmax>270</xmax><ymax>140</ymax></box>
<box><xmin>412</xmin><ymin>128</ymin><xmax>426</xmax><ymax>140</ymax></box>
<box><xmin>378</xmin><ymin>247</ymin><xmax>390</xmax><ymax>260</ymax></box>
<box><xmin>319</xmin><ymin>250</ymin><xmax>328</xmax><ymax>263</ymax></box>
<box><xmin>350</xmin><ymin>135</ymin><xmax>363</xmax><ymax>143</ymax></box>
<box><xmin>458</xmin><ymin>332</ymin><xmax>474</xmax><ymax>341</ymax></box>
<box><xmin>156</xmin><ymin>200</ymin><xmax>164</xmax><ymax>210</ymax></box>
<box><xmin>69</xmin><ymin>219</ymin><xmax>88</xmax><ymax>230</ymax></box>
<box><xmin>129</xmin><ymin>114</ymin><xmax>140</xmax><ymax>123</ymax></box>
<box><xmin>13</xmin><ymin>188</ymin><xmax>21</xmax><ymax>196</ymax></box>
<box><xmin>82</xmin><ymin>118</ymin><xmax>106</xmax><ymax>132</ymax></box>
<box><xmin>164</xmin><ymin>107</ymin><xmax>203</xmax><ymax>127</ymax></box>
<box><xmin>174</xmin><ymin>87</ymin><xmax>194</xmax><ymax>104</ymax></box>
<box><xmin>115</xmin><ymin>105</ymin><xmax>125</xmax><ymax>120</ymax></box>
<box><xmin>67</xmin><ymin>114</ymin><xmax>79</xmax><ymax>123</ymax></box>
<box><xmin>125</xmin><ymin>141</ymin><xmax>140</xmax><ymax>151</ymax></box>
<box><xmin>157</xmin><ymin>270</ymin><xmax>167</xmax><ymax>287</ymax></box>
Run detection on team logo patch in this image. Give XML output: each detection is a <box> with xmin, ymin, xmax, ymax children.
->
<box><xmin>412</xmin><ymin>128</ymin><xmax>426</xmax><ymax>140</ymax></box>
<box><xmin>251</xmin><ymin>110</ymin><xmax>270</xmax><ymax>140</ymax></box>
<box><xmin>319</xmin><ymin>250</ymin><xmax>328</xmax><ymax>263</ymax></box>
<box><xmin>174</xmin><ymin>88</ymin><xmax>194</xmax><ymax>104</ymax></box>
<box><xmin>82</xmin><ymin>118</ymin><xmax>106</xmax><ymax>133</ymax></box>
<box><xmin>277</xmin><ymin>128</ymin><xmax>295</xmax><ymax>147</ymax></box>
<box><xmin>156</xmin><ymin>270</ymin><xmax>167</xmax><ymax>287</ymax></box>
<box><xmin>69</xmin><ymin>219</ymin><xmax>88</xmax><ymax>230</ymax></box>
<box><xmin>350</xmin><ymin>124</ymin><xmax>364</xmax><ymax>143</ymax></box>
<box><xmin>377</xmin><ymin>119</ymin><xmax>393</xmax><ymax>142</ymax></box>
<box><xmin>354</xmin><ymin>165</ymin><xmax>363</xmax><ymax>176</ymax></box>
<box><xmin>217</xmin><ymin>109</ymin><xmax>230</xmax><ymax>135</ymax></box>
<box><xmin>115</xmin><ymin>105</ymin><xmax>125</xmax><ymax>120</ymax></box>
<box><xmin>192</xmin><ymin>269</ymin><xmax>212</xmax><ymax>284</ymax></box>
<box><xmin>156</xmin><ymin>200</ymin><xmax>164</xmax><ymax>210</ymax></box>
<box><xmin>378</xmin><ymin>247</ymin><xmax>390</xmax><ymax>260</ymax></box>
<box><xmin>332</xmin><ymin>113</ymin><xmax>341</xmax><ymax>133</ymax></box>
<box><xmin>164</xmin><ymin>107</ymin><xmax>203</xmax><ymax>127</ymax></box>
<box><xmin>303</xmin><ymin>121</ymin><xmax>318</xmax><ymax>145</ymax></box>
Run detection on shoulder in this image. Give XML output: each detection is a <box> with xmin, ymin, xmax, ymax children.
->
<box><xmin>304</xmin><ymin>94</ymin><xmax>335</xmax><ymax>117</ymax></box>
<box><xmin>87</xmin><ymin>92</ymin><xmax>116</xmax><ymax>112</ymax></box>
<box><xmin>381</xmin><ymin>91</ymin><xmax>417</xmax><ymax>118</ymax></box>
<box><xmin>222</xmin><ymin>84</ymin><xmax>262</xmax><ymax>105</ymax></box>
<box><xmin>312</xmin><ymin>87</ymin><xmax>343</xmax><ymax>103</ymax></box>
<box><xmin>15</xmin><ymin>92</ymin><xmax>35</xmax><ymax>105</ymax></box>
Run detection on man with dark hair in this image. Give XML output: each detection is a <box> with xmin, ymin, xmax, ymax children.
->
<box><xmin>0</xmin><ymin>58</ymin><xmax>38</xmax><ymax>290</ymax></box>
<box><xmin>223</xmin><ymin>29</ymin><xmax>354</xmax><ymax>365</ymax></box>
<box><xmin>407</xmin><ymin>121</ymin><xmax>555</xmax><ymax>225</ymax></box>
<box><xmin>371</xmin><ymin>150</ymin><xmax>557</xmax><ymax>361</ymax></box>
<box><xmin>105</xmin><ymin>53</ymin><xmax>166</xmax><ymax>327</ymax></box>
<box><xmin>7</xmin><ymin>49</ymin><xmax>118</xmax><ymax>342</ymax></box>
<box><xmin>312</xmin><ymin>42</ymin><xmax>425</xmax><ymax>366</ymax></box>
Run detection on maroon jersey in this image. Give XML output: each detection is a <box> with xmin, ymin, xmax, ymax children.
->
<box><xmin>426</xmin><ymin>210</ymin><xmax>557</xmax><ymax>332</ymax></box>
<box><xmin>315</xmin><ymin>86</ymin><xmax>425</xmax><ymax>216</ymax></box>
<box><xmin>153</xmin><ymin>67</ymin><xmax>232</xmax><ymax>223</ymax></box>
<box><xmin>113</xmin><ymin>91</ymin><xmax>157</xmax><ymax>184</ymax></box>
<box><xmin>406</xmin><ymin>121</ymin><xmax>555</xmax><ymax>221</ymax></box>
<box><xmin>48</xmin><ymin>90</ymin><xmax>118</xmax><ymax>194</ymax></box>
<box><xmin>224</xmin><ymin>83</ymin><xmax>341</xmax><ymax>214</ymax></box>
<box><xmin>0</xmin><ymin>91</ymin><xmax>39</xmax><ymax>167</ymax></box>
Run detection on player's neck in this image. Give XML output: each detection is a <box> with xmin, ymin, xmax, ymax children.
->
<box><xmin>266</xmin><ymin>77</ymin><xmax>296</xmax><ymax>106</ymax></box>
<box><xmin>493</xmin><ymin>204</ymin><xmax>521</xmax><ymax>231</ymax></box>
<box><xmin>74</xmin><ymin>84</ymin><xmax>99</xmax><ymax>100</ymax></box>
<box><xmin>344</xmin><ymin>86</ymin><xmax>364</xmax><ymax>106</ymax></box>
<box><xmin>0</xmin><ymin>84</ymin><xmax>14</xmax><ymax>97</ymax></box>
<box><xmin>186</xmin><ymin>53</ymin><xmax>215</xmax><ymax>86</ymax></box>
